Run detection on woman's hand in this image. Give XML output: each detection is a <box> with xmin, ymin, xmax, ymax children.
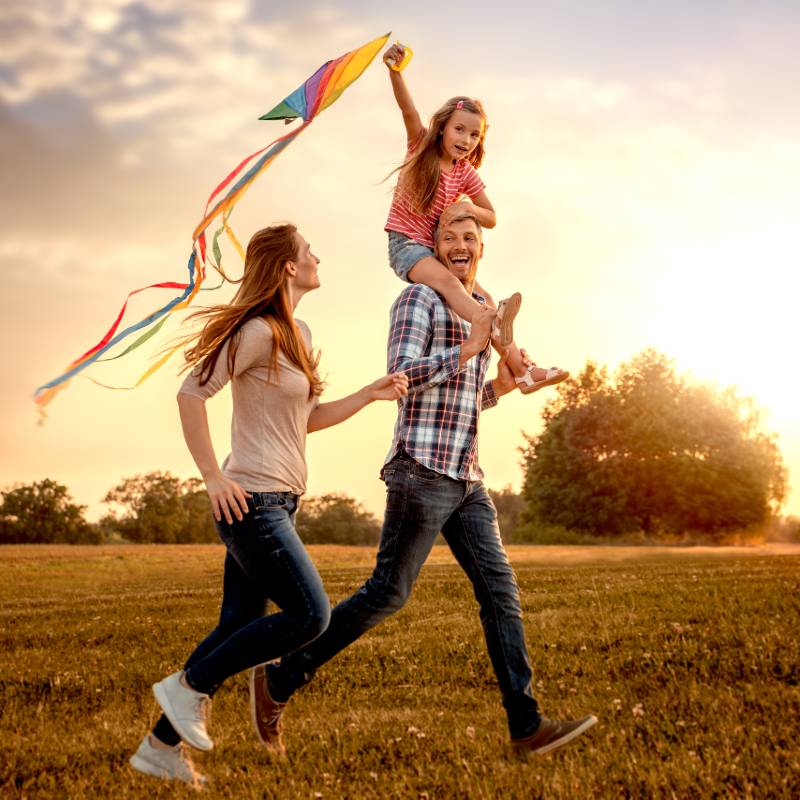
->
<box><xmin>383</xmin><ymin>43</ymin><xmax>407</xmax><ymax>69</ymax></box>
<box><xmin>204</xmin><ymin>472</ymin><xmax>252</xmax><ymax>524</ymax></box>
<box><xmin>367</xmin><ymin>372</ymin><xmax>409</xmax><ymax>401</ymax></box>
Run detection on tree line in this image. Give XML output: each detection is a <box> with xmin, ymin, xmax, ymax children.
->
<box><xmin>2</xmin><ymin>350</ymin><xmax>794</xmax><ymax>545</ymax></box>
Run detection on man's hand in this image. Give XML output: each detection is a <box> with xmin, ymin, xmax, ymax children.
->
<box><xmin>460</xmin><ymin>304</ymin><xmax>495</xmax><ymax>366</ymax></box>
<box><xmin>366</xmin><ymin>372</ymin><xmax>409</xmax><ymax>401</ymax></box>
<box><xmin>491</xmin><ymin>350</ymin><xmax>517</xmax><ymax>397</ymax></box>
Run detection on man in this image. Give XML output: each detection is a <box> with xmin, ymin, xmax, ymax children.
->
<box><xmin>252</xmin><ymin>213</ymin><xmax>597</xmax><ymax>754</ymax></box>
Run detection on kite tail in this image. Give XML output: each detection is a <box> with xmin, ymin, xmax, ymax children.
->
<box><xmin>34</xmin><ymin>32</ymin><xmax>390</xmax><ymax>417</ymax></box>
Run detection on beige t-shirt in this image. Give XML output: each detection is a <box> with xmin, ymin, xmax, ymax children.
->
<box><xmin>179</xmin><ymin>317</ymin><xmax>320</xmax><ymax>495</ymax></box>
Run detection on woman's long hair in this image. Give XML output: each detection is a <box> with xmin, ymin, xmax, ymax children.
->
<box><xmin>389</xmin><ymin>96</ymin><xmax>488</xmax><ymax>215</ymax></box>
<box><xmin>181</xmin><ymin>223</ymin><xmax>324</xmax><ymax>398</ymax></box>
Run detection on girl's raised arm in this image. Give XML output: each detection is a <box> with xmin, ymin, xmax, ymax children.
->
<box><xmin>383</xmin><ymin>43</ymin><xmax>423</xmax><ymax>145</ymax></box>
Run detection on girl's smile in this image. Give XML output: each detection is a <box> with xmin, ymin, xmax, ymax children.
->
<box><xmin>440</xmin><ymin>109</ymin><xmax>484</xmax><ymax>165</ymax></box>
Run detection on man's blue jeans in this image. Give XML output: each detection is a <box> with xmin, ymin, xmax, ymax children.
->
<box><xmin>153</xmin><ymin>491</ymin><xmax>330</xmax><ymax>746</ymax></box>
<box><xmin>271</xmin><ymin>453</ymin><xmax>541</xmax><ymax>739</ymax></box>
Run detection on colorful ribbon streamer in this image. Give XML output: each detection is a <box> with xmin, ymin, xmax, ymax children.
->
<box><xmin>34</xmin><ymin>32</ymin><xmax>391</xmax><ymax>416</ymax></box>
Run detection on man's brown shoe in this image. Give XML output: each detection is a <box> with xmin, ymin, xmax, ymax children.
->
<box><xmin>250</xmin><ymin>663</ymin><xmax>286</xmax><ymax>752</ymax></box>
<box><xmin>511</xmin><ymin>715</ymin><xmax>597</xmax><ymax>755</ymax></box>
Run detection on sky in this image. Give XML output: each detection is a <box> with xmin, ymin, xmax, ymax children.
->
<box><xmin>1</xmin><ymin>0</ymin><xmax>799</xmax><ymax>522</ymax></box>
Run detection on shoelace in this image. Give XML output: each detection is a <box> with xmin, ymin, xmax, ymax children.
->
<box><xmin>193</xmin><ymin>695</ymin><xmax>211</xmax><ymax>724</ymax></box>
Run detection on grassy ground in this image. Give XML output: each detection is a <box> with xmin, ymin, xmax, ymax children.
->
<box><xmin>1</xmin><ymin>544</ymin><xmax>798</xmax><ymax>799</ymax></box>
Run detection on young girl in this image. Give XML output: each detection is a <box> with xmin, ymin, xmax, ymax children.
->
<box><xmin>383</xmin><ymin>42</ymin><xmax>567</xmax><ymax>394</ymax></box>
<box><xmin>129</xmin><ymin>223</ymin><xmax>407</xmax><ymax>786</ymax></box>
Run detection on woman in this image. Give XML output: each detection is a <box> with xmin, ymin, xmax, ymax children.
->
<box><xmin>129</xmin><ymin>223</ymin><xmax>407</xmax><ymax>787</ymax></box>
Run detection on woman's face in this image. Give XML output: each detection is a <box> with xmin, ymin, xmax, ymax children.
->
<box><xmin>290</xmin><ymin>232</ymin><xmax>320</xmax><ymax>292</ymax></box>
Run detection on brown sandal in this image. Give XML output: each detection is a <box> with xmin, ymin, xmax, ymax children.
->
<box><xmin>492</xmin><ymin>292</ymin><xmax>522</xmax><ymax>348</ymax></box>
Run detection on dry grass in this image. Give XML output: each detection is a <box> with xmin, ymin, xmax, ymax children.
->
<box><xmin>1</xmin><ymin>544</ymin><xmax>798</xmax><ymax>798</ymax></box>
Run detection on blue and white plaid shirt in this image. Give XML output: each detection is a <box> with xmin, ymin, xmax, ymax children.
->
<box><xmin>383</xmin><ymin>284</ymin><xmax>498</xmax><ymax>481</ymax></box>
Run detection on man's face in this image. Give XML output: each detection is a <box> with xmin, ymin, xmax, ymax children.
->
<box><xmin>434</xmin><ymin>218</ymin><xmax>483</xmax><ymax>287</ymax></box>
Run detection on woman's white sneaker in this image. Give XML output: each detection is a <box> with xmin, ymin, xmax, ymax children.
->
<box><xmin>129</xmin><ymin>735</ymin><xmax>207</xmax><ymax>788</ymax></box>
<box><xmin>152</xmin><ymin>671</ymin><xmax>214</xmax><ymax>751</ymax></box>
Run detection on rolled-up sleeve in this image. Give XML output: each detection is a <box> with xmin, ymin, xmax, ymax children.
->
<box><xmin>387</xmin><ymin>286</ymin><xmax>464</xmax><ymax>395</ymax></box>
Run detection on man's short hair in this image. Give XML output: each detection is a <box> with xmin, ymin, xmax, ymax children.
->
<box><xmin>433</xmin><ymin>212</ymin><xmax>483</xmax><ymax>244</ymax></box>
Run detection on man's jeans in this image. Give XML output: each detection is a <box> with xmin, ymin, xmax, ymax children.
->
<box><xmin>153</xmin><ymin>491</ymin><xmax>330</xmax><ymax>746</ymax></box>
<box><xmin>271</xmin><ymin>453</ymin><xmax>541</xmax><ymax>739</ymax></box>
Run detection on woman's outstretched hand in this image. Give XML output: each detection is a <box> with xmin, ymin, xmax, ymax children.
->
<box><xmin>204</xmin><ymin>473</ymin><xmax>252</xmax><ymax>524</ymax></box>
<box><xmin>368</xmin><ymin>372</ymin><xmax>409</xmax><ymax>401</ymax></box>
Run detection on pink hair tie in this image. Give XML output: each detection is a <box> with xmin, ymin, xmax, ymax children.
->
<box><xmin>456</xmin><ymin>100</ymin><xmax>464</xmax><ymax>109</ymax></box>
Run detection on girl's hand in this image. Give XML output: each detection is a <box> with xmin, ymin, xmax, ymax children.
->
<box><xmin>204</xmin><ymin>473</ymin><xmax>252</xmax><ymax>524</ymax></box>
<box><xmin>440</xmin><ymin>200</ymin><xmax>475</xmax><ymax>227</ymax></box>
<box><xmin>383</xmin><ymin>43</ymin><xmax>407</xmax><ymax>69</ymax></box>
<box><xmin>367</xmin><ymin>372</ymin><xmax>409</xmax><ymax>401</ymax></box>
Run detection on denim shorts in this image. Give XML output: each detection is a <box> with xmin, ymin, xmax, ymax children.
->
<box><xmin>387</xmin><ymin>231</ymin><xmax>434</xmax><ymax>283</ymax></box>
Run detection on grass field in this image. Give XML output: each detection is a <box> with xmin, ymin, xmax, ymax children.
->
<box><xmin>1</xmin><ymin>544</ymin><xmax>798</xmax><ymax>799</ymax></box>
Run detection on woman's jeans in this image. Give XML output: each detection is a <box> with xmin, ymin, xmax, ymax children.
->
<box><xmin>270</xmin><ymin>453</ymin><xmax>541</xmax><ymax>740</ymax></box>
<box><xmin>152</xmin><ymin>491</ymin><xmax>330</xmax><ymax>746</ymax></box>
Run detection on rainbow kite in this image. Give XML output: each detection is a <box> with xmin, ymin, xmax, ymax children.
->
<box><xmin>34</xmin><ymin>32</ymin><xmax>390</xmax><ymax>416</ymax></box>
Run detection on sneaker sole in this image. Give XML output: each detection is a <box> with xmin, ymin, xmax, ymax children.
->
<box><xmin>130</xmin><ymin>753</ymin><xmax>207</xmax><ymax>787</ymax></box>
<box><xmin>525</xmin><ymin>715</ymin><xmax>598</xmax><ymax>755</ymax></box>
<box><xmin>153</xmin><ymin>681</ymin><xmax>214</xmax><ymax>752</ymax></box>
<box><xmin>130</xmin><ymin>753</ymin><xmax>171</xmax><ymax>780</ymax></box>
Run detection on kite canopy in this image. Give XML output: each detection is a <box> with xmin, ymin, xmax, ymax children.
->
<box><xmin>34</xmin><ymin>32</ymin><xmax>390</xmax><ymax>416</ymax></box>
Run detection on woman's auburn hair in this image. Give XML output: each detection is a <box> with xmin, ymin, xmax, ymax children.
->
<box><xmin>392</xmin><ymin>96</ymin><xmax>487</xmax><ymax>215</ymax></box>
<box><xmin>180</xmin><ymin>223</ymin><xmax>324</xmax><ymax>398</ymax></box>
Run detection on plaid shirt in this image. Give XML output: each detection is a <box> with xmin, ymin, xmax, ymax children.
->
<box><xmin>384</xmin><ymin>284</ymin><xmax>498</xmax><ymax>481</ymax></box>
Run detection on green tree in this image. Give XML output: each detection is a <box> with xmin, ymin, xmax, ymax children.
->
<box><xmin>296</xmin><ymin>493</ymin><xmax>380</xmax><ymax>545</ymax></box>
<box><xmin>103</xmin><ymin>472</ymin><xmax>187</xmax><ymax>543</ymax></box>
<box><xmin>179</xmin><ymin>477</ymin><xmax>219</xmax><ymax>543</ymax></box>
<box><xmin>487</xmin><ymin>486</ymin><xmax>525</xmax><ymax>542</ymax></box>
<box><xmin>0</xmin><ymin>479</ymin><xmax>99</xmax><ymax>544</ymax></box>
<box><xmin>521</xmin><ymin>349</ymin><xmax>786</xmax><ymax>539</ymax></box>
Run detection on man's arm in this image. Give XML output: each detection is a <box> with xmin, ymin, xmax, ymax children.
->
<box><xmin>388</xmin><ymin>287</ymin><xmax>495</xmax><ymax>394</ymax></box>
<box><xmin>387</xmin><ymin>287</ymin><xmax>462</xmax><ymax>394</ymax></box>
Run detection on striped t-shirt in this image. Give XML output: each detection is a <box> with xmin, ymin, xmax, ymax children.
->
<box><xmin>385</xmin><ymin>131</ymin><xmax>486</xmax><ymax>249</ymax></box>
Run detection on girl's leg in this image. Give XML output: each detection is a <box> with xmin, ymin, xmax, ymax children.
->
<box><xmin>408</xmin><ymin>256</ymin><xmax>484</xmax><ymax>323</ymax></box>
<box><xmin>475</xmin><ymin>279</ymin><xmax>568</xmax><ymax>386</ymax></box>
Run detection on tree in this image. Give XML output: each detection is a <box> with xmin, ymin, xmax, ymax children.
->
<box><xmin>296</xmin><ymin>493</ymin><xmax>381</xmax><ymax>545</ymax></box>
<box><xmin>103</xmin><ymin>472</ymin><xmax>187</xmax><ymax>543</ymax></box>
<box><xmin>487</xmin><ymin>486</ymin><xmax>525</xmax><ymax>543</ymax></box>
<box><xmin>103</xmin><ymin>472</ymin><xmax>220</xmax><ymax>543</ymax></box>
<box><xmin>0</xmin><ymin>479</ymin><xmax>99</xmax><ymax>544</ymax></box>
<box><xmin>521</xmin><ymin>349</ymin><xmax>786</xmax><ymax>539</ymax></box>
<box><xmin>179</xmin><ymin>478</ymin><xmax>219</xmax><ymax>543</ymax></box>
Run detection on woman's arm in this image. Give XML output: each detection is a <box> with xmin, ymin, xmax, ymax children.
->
<box><xmin>307</xmin><ymin>373</ymin><xmax>409</xmax><ymax>433</ymax></box>
<box><xmin>383</xmin><ymin>43</ymin><xmax>424</xmax><ymax>144</ymax></box>
<box><xmin>177</xmin><ymin>392</ymin><xmax>251</xmax><ymax>524</ymax></box>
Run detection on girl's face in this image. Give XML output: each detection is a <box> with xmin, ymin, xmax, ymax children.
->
<box><xmin>439</xmin><ymin>109</ymin><xmax>484</xmax><ymax>163</ymax></box>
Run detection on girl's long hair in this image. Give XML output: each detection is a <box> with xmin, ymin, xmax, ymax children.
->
<box><xmin>390</xmin><ymin>96</ymin><xmax>488</xmax><ymax>215</ymax></box>
<box><xmin>181</xmin><ymin>223</ymin><xmax>324</xmax><ymax>398</ymax></box>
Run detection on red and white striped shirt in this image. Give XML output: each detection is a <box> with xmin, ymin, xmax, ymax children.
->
<box><xmin>385</xmin><ymin>131</ymin><xmax>486</xmax><ymax>249</ymax></box>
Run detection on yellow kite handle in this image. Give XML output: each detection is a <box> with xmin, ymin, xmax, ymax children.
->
<box><xmin>385</xmin><ymin>41</ymin><xmax>413</xmax><ymax>72</ymax></box>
